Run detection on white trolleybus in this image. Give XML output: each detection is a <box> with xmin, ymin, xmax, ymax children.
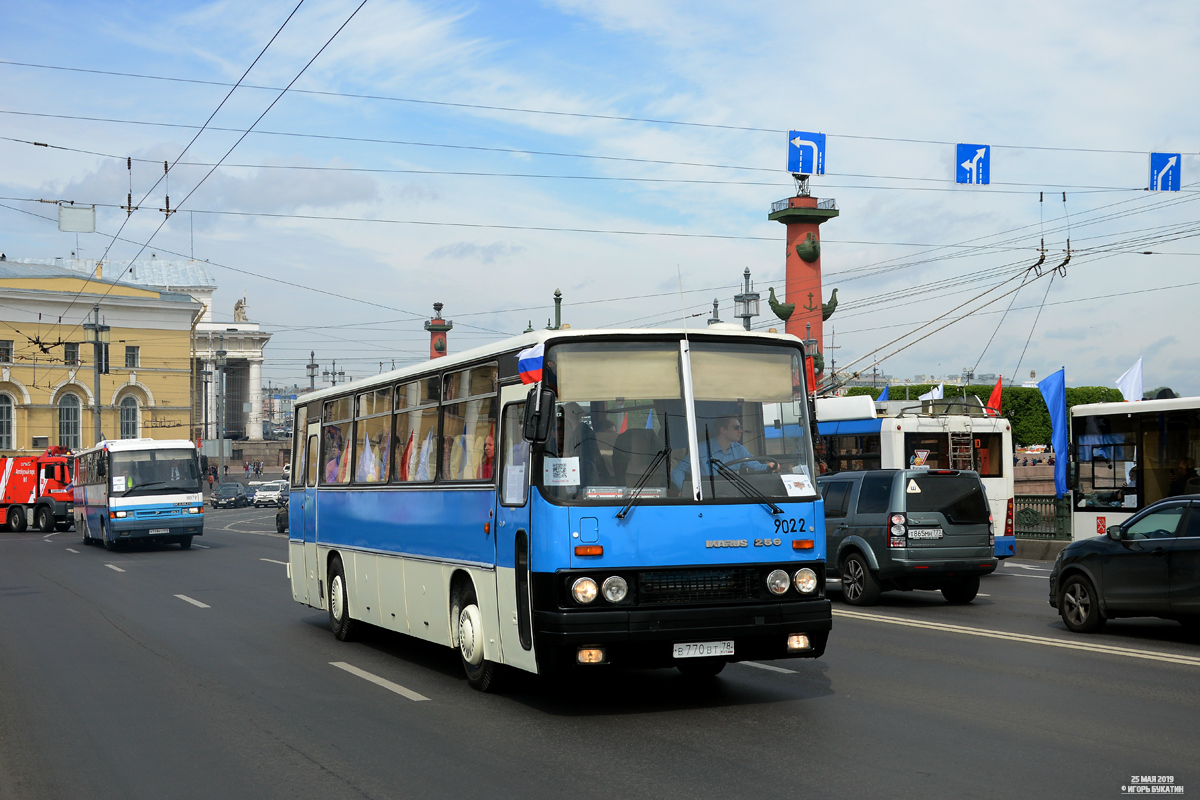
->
<box><xmin>73</xmin><ymin>439</ymin><xmax>205</xmax><ymax>550</ymax></box>
<box><xmin>1070</xmin><ymin>395</ymin><xmax>1200</xmax><ymax>540</ymax></box>
<box><xmin>287</xmin><ymin>327</ymin><xmax>834</xmax><ymax>691</ymax></box>
<box><xmin>811</xmin><ymin>394</ymin><xmax>1016</xmax><ymax>557</ymax></box>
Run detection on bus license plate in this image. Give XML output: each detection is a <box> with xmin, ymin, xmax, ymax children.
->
<box><xmin>673</xmin><ymin>641</ymin><xmax>734</xmax><ymax>659</ymax></box>
<box><xmin>909</xmin><ymin>528</ymin><xmax>944</xmax><ymax>539</ymax></box>
<box><xmin>149</xmin><ymin>528</ymin><xmax>170</xmax><ymax>535</ymax></box>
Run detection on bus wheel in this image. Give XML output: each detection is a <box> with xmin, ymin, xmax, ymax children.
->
<box><xmin>6</xmin><ymin>507</ymin><xmax>27</xmax><ymax>533</ymax></box>
<box><xmin>328</xmin><ymin>557</ymin><xmax>356</xmax><ymax>642</ymax></box>
<box><xmin>457</xmin><ymin>583</ymin><xmax>502</xmax><ymax>692</ymax></box>
<box><xmin>840</xmin><ymin>553</ymin><xmax>880</xmax><ymax>606</ymax></box>
<box><xmin>179</xmin><ymin>536</ymin><xmax>193</xmax><ymax>550</ymax></box>
<box><xmin>677</xmin><ymin>659</ymin><xmax>726</xmax><ymax>679</ymax></box>
<box><xmin>36</xmin><ymin>506</ymin><xmax>55</xmax><ymax>533</ymax></box>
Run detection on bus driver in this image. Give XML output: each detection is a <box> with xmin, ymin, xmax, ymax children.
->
<box><xmin>671</xmin><ymin>415</ymin><xmax>780</xmax><ymax>489</ymax></box>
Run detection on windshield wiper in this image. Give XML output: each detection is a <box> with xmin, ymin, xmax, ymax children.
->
<box><xmin>123</xmin><ymin>480</ymin><xmax>198</xmax><ymax>495</ymax></box>
<box><xmin>709</xmin><ymin>459</ymin><xmax>783</xmax><ymax>515</ymax></box>
<box><xmin>616</xmin><ymin>446</ymin><xmax>670</xmax><ymax>520</ymax></box>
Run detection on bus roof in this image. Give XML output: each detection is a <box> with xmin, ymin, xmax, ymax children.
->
<box><xmin>1070</xmin><ymin>395</ymin><xmax>1200</xmax><ymax>418</ymax></box>
<box><xmin>73</xmin><ymin>438</ymin><xmax>198</xmax><ymax>457</ymax></box>
<box><xmin>296</xmin><ymin>325</ymin><xmax>801</xmax><ymax>407</ymax></box>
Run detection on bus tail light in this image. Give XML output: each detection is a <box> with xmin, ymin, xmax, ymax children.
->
<box><xmin>1005</xmin><ymin>498</ymin><xmax>1014</xmax><ymax>537</ymax></box>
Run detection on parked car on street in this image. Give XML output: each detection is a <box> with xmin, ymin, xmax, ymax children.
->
<box><xmin>210</xmin><ymin>483</ymin><xmax>249</xmax><ymax>509</ymax></box>
<box><xmin>276</xmin><ymin>496</ymin><xmax>289</xmax><ymax>534</ymax></box>
<box><xmin>817</xmin><ymin>469</ymin><xmax>998</xmax><ymax>605</ymax></box>
<box><xmin>1049</xmin><ymin>495</ymin><xmax>1200</xmax><ymax>633</ymax></box>
<box><xmin>255</xmin><ymin>480</ymin><xmax>288</xmax><ymax>508</ymax></box>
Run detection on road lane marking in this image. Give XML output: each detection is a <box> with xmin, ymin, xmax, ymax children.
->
<box><xmin>193</xmin><ymin>543</ymin><xmax>210</xmax><ymax>549</ymax></box>
<box><xmin>998</xmin><ymin>573</ymin><xmax>1051</xmax><ymax>579</ymax></box>
<box><xmin>260</xmin><ymin>558</ymin><xmax>287</xmax><ymax>566</ymax></box>
<box><xmin>740</xmin><ymin>661</ymin><xmax>796</xmax><ymax>674</ymax></box>
<box><xmin>1005</xmin><ymin>563</ymin><xmax>1051</xmax><ymax>571</ymax></box>
<box><xmin>105</xmin><ymin>564</ymin><xmax>125</xmax><ymax>573</ymax></box>
<box><xmin>175</xmin><ymin>594</ymin><xmax>210</xmax><ymax>608</ymax></box>
<box><xmin>833</xmin><ymin>609</ymin><xmax>1200</xmax><ymax>667</ymax></box>
<box><xmin>913</xmin><ymin>589</ymin><xmax>991</xmax><ymax>597</ymax></box>
<box><xmin>330</xmin><ymin>661</ymin><xmax>429</xmax><ymax>701</ymax></box>
<box><xmin>65</xmin><ymin>548</ymin><xmax>79</xmax><ymax>554</ymax></box>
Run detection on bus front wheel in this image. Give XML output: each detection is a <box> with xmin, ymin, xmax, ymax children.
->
<box><xmin>328</xmin><ymin>557</ymin><xmax>356</xmax><ymax>642</ymax></box>
<box><xmin>456</xmin><ymin>583</ymin><xmax>502</xmax><ymax>692</ymax></box>
<box><xmin>179</xmin><ymin>536</ymin><xmax>193</xmax><ymax>550</ymax></box>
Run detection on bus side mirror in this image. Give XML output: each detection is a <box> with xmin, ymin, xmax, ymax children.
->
<box><xmin>523</xmin><ymin>387</ymin><xmax>555</xmax><ymax>444</ymax></box>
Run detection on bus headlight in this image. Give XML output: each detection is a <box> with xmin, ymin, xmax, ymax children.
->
<box><xmin>793</xmin><ymin>568</ymin><xmax>818</xmax><ymax>594</ymax></box>
<box><xmin>766</xmin><ymin>569</ymin><xmax>790</xmax><ymax>595</ymax></box>
<box><xmin>187</xmin><ymin>507</ymin><xmax>202</xmax><ymax>514</ymax></box>
<box><xmin>572</xmin><ymin>577</ymin><xmax>599</xmax><ymax>604</ymax></box>
<box><xmin>601</xmin><ymin>576</ymin><xmax>628</xmax><ymax>603</ymax></box>
<box><xmin>111</xmin><ymin>510</ymin><xmax>127</xmax><ymax>519</ymax></box>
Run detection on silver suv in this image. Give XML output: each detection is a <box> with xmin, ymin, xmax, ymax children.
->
<box><xmin>817</xmin><ymin>469</ymin><xmax>997</xmax><ymax>605</ymax></box>
<box><xmin>253</xmin><ymin>480</ymin><xmax>288</xmax><ymax>508</ymax></box>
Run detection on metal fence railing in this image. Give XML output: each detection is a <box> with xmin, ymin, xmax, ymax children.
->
<box><xmin>1013</xmin><ymin>494</ymin><xmax>1071</xmax><ymax>540</ymax></box>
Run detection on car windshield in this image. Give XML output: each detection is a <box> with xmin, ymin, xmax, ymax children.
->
<box><xmin>215</xmin><ymin>484</ymin><xmax>241</xmax><ymax>496</ymax></box>
<box><xmin>537</xmin><ymin>338</ymin><xmax>815</xmax><ymax>505</ymax></box>
<box><xmin>110</xmin><ymin>449</ymin><xmax>202</xmax><ymax>497</ymax></box>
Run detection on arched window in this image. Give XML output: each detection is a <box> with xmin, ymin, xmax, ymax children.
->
<box><xmin>58</xmin><ymin>393</ymin><xmax>81</xmax><ymax>450</ymax></box>
<box><xmin>0</xmin><ymin>394</ymin><xmax>12</xmax><ymax>450</ymax></box>
<box><xmin>120</xmin><ymin>396</ymin><xmax>139</xmax><ymax>439</ymax></box>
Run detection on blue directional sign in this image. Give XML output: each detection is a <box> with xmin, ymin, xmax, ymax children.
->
<box><xmin>955</xmin><ymin>143</ymin><xmax>990</xmax><ymax>185</ymax></box>
<box><xmin>787</xmin><ymin>130</ymin><xmax>826</xmax><ymax>176</ymax></box>
<box><xmin>1149</xmin><ymin>152</ymin><xmax>1181</xmax><ymax>191</ymax></box>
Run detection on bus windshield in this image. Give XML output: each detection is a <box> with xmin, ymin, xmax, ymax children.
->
<box><xmin>110</xmin><ymin>448</ymin><xmax>202</xmax><ymax>497</ymax></box>
<box><xmin>538</xmin><ymin>339</ymin><xmax>814</xmax><ymax>504</ymax></box>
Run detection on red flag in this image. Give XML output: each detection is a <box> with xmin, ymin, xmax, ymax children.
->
<box><xmin>986</xmin><ymin>377</ymin><xmax>1003</xmax><ymax>416</ymax></box>
<box><xmin>617</xmin><ymin>413</ymin><xmax>628</xmax><ymax>434</ymax></box>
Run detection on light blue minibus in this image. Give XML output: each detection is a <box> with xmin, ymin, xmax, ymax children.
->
<box><xmin>73</xmin><ymin>439</ymin><xmax>205</xmax><ymax>550</ymax></box>
<box><xmin>288</xmin><ymin>328</ymin><xmax>832</xmax><ymax>690</ymax></box>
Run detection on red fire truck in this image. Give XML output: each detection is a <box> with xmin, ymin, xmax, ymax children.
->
<box><xmin>0</xmin><ymin>446</ymin><xmax>75</xmax><ymax>532</ymax></box>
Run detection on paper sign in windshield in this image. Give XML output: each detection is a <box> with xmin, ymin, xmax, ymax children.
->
<box><xmin>543</xmin><ymin>457</ymin><xmax>580</xmax><ymax>486</ymax></box>
<box><xmin>504</xmin><ymin>466</ymin><xmax>526</xmax><ymax>504</ymax></box>
<box><xmin>112</xmin><ymin>476</ymin><xmax>127</xmax><ymax>492</ymax></box>
<box><xmin>781</xmin><ymin>474</ymin><xmax>815</xmax><ymax>497</ymax></box>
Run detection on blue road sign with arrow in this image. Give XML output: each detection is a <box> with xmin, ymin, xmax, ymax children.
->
<box><xmin>955</xmin><ymin>143</ymin><xmax>990</xmax><ymax>185</ymax></box>
<box><xmin>1149</xmin><ymin>152</ymin><xmax>1181</xmax><ymax>191</ymax></box>
<box><xmin>787</xmin><ymin>131</ymin><xmax>826</xmax><ymax>175</ymax></box>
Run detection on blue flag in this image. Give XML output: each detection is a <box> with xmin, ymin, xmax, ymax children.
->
<box><xmin>1037</xmin><ymin>369</ymin><xmax>1068</xmax><ymax>498</ymax></box>
<box><xmin>877</xmin><ymin>385</ymin><xmax>889</xmax><ymax>402</ymax></box>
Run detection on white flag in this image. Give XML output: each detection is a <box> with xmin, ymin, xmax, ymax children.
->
<box><xmin>1116</xmin><ymin>357</ymin><xmax>1143</xmax><ymax>403</ymax></box>
<box><xmin>918</xmin><ymin>383</ymin><xmax>944</xmax><ymax>401</ymax></box>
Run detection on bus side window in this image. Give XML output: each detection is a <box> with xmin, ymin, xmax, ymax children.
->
<box><xmin>500</xmin><ymin>403</ymin><xmax>529</xmax><ymax>506</ymax></box>
<box><xmin>305</xmin><ymin>435</ymin><xmax>319</xmax><ymax>487</ymax></box>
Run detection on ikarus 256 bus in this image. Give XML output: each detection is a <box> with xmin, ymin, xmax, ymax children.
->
<box><xmin>288</xmin><ymin>327</ymin><xmax>833</xmax><ymax>690</ymax></box>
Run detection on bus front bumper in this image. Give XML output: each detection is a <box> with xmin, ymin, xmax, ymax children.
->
<box><xmin>533</xmin><ymin>599</ymin><xmax>832</xmax><ymax>669</ymax></box>
<box><xmin>109</xmin><ymin>518</ymin><xmax>203</xmax><ymax>541</ymax></box>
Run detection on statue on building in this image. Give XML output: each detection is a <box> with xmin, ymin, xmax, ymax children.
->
<box><xmin>233</xmin><ymin>297</ymin><xmax>248</xmax><ymax>322</ymax></box>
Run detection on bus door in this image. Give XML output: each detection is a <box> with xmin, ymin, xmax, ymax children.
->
<box><xmin>492</xmin><ymin>389</ymin><xmax>538</xmax><ymax>673</ymax></box>
<box><xmin>301</xmin><ymin>424</ymin><xmax>322</xmax><ymax>607</ymax></box>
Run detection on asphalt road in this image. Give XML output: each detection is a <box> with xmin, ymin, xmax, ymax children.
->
<box><xmin>1</xmin><ymin>510</ymin><xmax>1197</xmax><ymax>800</ymax></box>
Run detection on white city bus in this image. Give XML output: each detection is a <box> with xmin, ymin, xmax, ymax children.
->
<box><xmin>809</xmin><ymin>395</ymin><xmax>1016</xmax><ymax>557</ymax></box>
<box><xmin>1070</xmin><ymin>395</ymin><xmax>1200</xmax><ymax>540</ymax></box>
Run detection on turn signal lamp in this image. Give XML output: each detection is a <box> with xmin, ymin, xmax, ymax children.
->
<box><xmin>792</xmin><ymin>539</ymin><xmax>814</xmax><ymax>551</ymax></box>
<box><xmin>1005</xmin><ymin>498</ymin><xmax>1014</xmax><ymax>537</ymax></box>
<box><xmin>575</xmin><ymin>545</ymin><xmax>603</xmax><ymax>556</ymax></box>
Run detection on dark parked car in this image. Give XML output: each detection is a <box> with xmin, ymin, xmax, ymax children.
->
<box><xmin>817</xmin><ymin>469</ymin><xmax>997</xmax><ymax>605</ymax></box>
<box><xmin>211</xmin><ymin>483</ymin><xmax>249</xmax><ymax>509</ymax></box>
<box><xmin>1049</xmin><ymin>495</ymin><xmax>1200</xmax><ymax>632</ymax></box>
<box><xmin>276</xmin><ymin>496</ymin><xmax>289</xmax><ymax>534</ymax></box>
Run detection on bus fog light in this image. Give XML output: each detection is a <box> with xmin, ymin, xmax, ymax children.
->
<box><xmin>766</xmin><ymin>569</ymin><xmax>790</xmax><ymax>595</ymax></box>
<box><xmin>601</xmin><ymin>576</ymin><xmax>628</xmax><ymax>603</ymax></box>
<box><xmin>787</xmin><ymin>634</ymin><xmax>811</xmax><ymax>651</ymax></box>
<box><xmin>793</xmin><ymin>568</ymin><xmax>817</xmax><ymax>594</ymax></box>
<box><xmin>577</xmin><ymin>647</ymin><xmax>605</xmax><ymax>664</ymax></box>
<box><xmin>572</xmin><ymin>577</ymin><xmax>599</xmax><ymax>604</ymax></box>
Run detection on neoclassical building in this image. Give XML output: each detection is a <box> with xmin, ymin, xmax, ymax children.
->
<box><xmin>0</xmin><ymin>260</ymin><xmax>202</xmax><ymax>454</ymax></box>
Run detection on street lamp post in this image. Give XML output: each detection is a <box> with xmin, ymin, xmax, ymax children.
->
<box><xmin>306</xmin><ymin>350</ymin><xmax>318</xmax><ymax>392</ymax></box>
<box><xmin>322</xmin><ymin>360</ymin><xmax>346</xmax><ymax>387</ymax></box>
<box><xmin>81</xmin><ymin>303</ymin><xmax>110</xmax><ymax>445</ymax></box>
<box><xmin>733</xmin><ymin>268</ymin><xmax>760</xmax><ymax>331</ymax></box>
<box><xmin>217</xmin><ymin>336</ymin><xmax>227</xmax><ymax>480</ymax></box>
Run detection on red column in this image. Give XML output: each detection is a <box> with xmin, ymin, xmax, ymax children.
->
<box><xmin>768</xmin><ymin>196</ymin><xmax>839</xmax><ymax>372</ymax></box>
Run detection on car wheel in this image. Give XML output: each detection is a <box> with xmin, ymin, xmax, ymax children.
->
<box><xmin>840</xmin><ymin>552</ymin><xmax>881</xmax><ymax>606</ymax></box>
<box><xmin>179</xmin><ymin>536</ymin><xmax>193</xmax><ymax>550</ymax></box>
<box><xmin>941</xmin><ymin>576</ymin><xmax>980</xmax><ymax>604</ymax></box>
<box><xmin>1059</xmin><ymin>574</ymin><xmax>1105</xmax><ymax>633</ymax></box>
<box><xmin>677</xmin><ymin>659</ymin><xmax>726</xmax><ymax>679</ymax></box>
<box><xmin>7</xmin><ymin>507</ymin><xmax>28</xmax><ymax>533</ymax></box>
<box><xmin>328</xmin><ymin>556</ymin><xmax>356</xmax><ymax>642</ymax></box>
<box><xmin>36</xmin><ymin>506</ymin><xmax>55</xmax><ymax>533</ymax></box>
<box><xmin>456</xmin><ymin>582</ymin><xmax>502</xmax><ymax>692</ymax></box>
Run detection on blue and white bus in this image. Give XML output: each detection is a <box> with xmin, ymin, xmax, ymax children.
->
<box><xmin>73</xmin><ymin>439</ymin><xmax>205</xmax><ymax>551</ymax></box>
<box><xmin>287</xmin><ymin>327</ymin><xmax>833</xmax><ymax>690</ymax></box>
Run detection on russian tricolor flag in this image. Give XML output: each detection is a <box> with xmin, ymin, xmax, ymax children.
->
<box><xmin>518</xmin><ymin>343</ymin><xmax>544</xmax><ymax>384</ymax></box>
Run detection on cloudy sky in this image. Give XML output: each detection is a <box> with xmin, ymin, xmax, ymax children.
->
<box><xmin>2</xmin><ymin>1</ymin><xmax>1198</xmax><ymax>393</ymax></box>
